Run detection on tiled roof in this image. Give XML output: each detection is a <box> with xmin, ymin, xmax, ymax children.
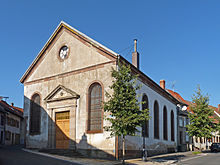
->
<box><xmin>166</xmin><ymin>89</ymin><xmax>188</xmax><ymax>105</ymax></box>
<box><xmin>11</xmin><ymin>105</ymin><xmax>23</xmax><ymax>112</ymax></box>
<box><xmin>167</xmin><ymin>89</ymin><xmax>219</xmax><ymax>123</ymax></box>
<box><xmin>0</xmin><ymin>100</ymin><xmax>23</xmax><ymax>117</ymax></box>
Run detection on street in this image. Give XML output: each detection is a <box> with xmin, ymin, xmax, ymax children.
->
<box><xmin>0</xmin><ymin>145</ymin><xmax>81</xmax><ymax>165</ymax></box>
<box><xmin>1</xmin><ymin>145</ymin><xmax>220</xmax><ymax>165</ymax></box>
<box><xmin>178</xmin><ymin>152</ymin><xmax>220</xmax><ymax>165</ymax></box>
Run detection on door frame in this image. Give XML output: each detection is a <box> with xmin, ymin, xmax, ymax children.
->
<box><xmin>47</xmin><ymin>100</ymin><xmax>77</xmax><ymax>149</ymax></box>
<box><xmin>45</xmin><ymin>85</ymin><xmax>79</xmax><ymax>149</ymax></box>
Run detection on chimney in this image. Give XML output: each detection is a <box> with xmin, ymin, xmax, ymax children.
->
<box><xmin>160</xmin><ymin>80</ymin><xmax>165</xmax><ymax>89</ymax></box>
<box><xmin>132</xmin><ymin>39</ymin><xmax>139</xmax><ymax>69</ymax></box>
<box><xmin>218</xmin><ymin>104</ymin><xmax>220</xmax><ymax>113</ymax></box>
<box><xmin>11</xmin><ymin>103</ymin><xmax>14</xmax><ymax>107</ymax></box>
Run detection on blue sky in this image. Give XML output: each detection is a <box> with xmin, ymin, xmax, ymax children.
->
<box><xmin>0</xmin><ymin>0</ymin><xmax>220</xmax><ymax>107</ymax></box>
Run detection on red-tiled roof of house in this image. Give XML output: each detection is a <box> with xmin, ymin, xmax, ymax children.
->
<box><xmin>11</xmin><ymin>105</ymin><xmax>23</xmax><ymax>112</ymax></box>
<box><xmin>167</xmin><ymin>89</ymin><xmax>188</xmax><ymax>105</ymax></box>
<box><xmin>0</xmin><ymin>100</ymin><xmax>23</xmax><ymax>117</ymax></box>
<box><xmin>167</xmin><ymin>89</ymin><xmax>219</xmax><ymax>124</ymax></box>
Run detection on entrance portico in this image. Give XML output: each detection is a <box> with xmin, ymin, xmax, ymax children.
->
<box><xmin>45</xmin><ymin>85</ymin><xmax>79</xmax><ymax>149</ymax></box>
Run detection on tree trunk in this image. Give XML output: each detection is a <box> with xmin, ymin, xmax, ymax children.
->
<box><xmin>122</xmin><ymin>135</ymin><xmax>125</xmax><ymax>165</ymax></box>
<box><xmin>199</xmin><ymin>140</ymin><xmax>202</xmax><ymax>151</ymax></box>
<box><xmin>206</xmin><ymin>138</ymin><xmax>208</xmax><ymax>150</ymax></box>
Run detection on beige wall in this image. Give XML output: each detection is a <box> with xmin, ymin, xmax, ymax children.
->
<box><xmin>27</xmin><ymin>29</ymin><xmax>111</xmax><ymax>82</ymax></box>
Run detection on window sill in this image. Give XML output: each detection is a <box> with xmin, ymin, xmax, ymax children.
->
<box><xmin>86</xmin><ymin>130</ymin><xmax>103</xmax><ymax>134</ymax></box>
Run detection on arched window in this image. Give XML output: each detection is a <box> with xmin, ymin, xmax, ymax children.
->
<box><xmin>142</xmin><ymin>94</ymin><xmax>149</xmax><ymax>137</ymax></box>
<box><xmin>88</xmin><ymin>83</ymin><xmax>103</xmax><ymax>132</ymax></box>
<box><xmin>163</xmin><ymin>106</ymin><xmax>168</xmax><ymax>140</ymax></box>
<box><xmin>171</xmin><ymin>110</ymin><xmax>175</xmax><ymax>141</ymax></box>
<box><xmin>154</xmin><ymin>101</ymin><xmax>159</xmax><ymax>139</ymax></box>
<box><xmin>30</xmin><ymin>93</ymin><xmax>41</xmax><ymax>135</ymax></box>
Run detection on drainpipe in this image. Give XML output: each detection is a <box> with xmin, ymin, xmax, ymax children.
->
<box><xmin>115</xmin><ymin>54</ymin><xmax>120</xmax><ymax>160</ymax></box>
<box><xmin>142</xmin><ymin>127</ymin><xmax>146</xmax><ymax>161</ymax></box>
<box><xmin>176</xmin><ymin>105</ymin><xmax>180</xmax><ymax>152</ymax></box>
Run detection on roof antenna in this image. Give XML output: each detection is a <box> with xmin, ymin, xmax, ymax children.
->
<box><xmin>171</xmin><ymin>81</ymin><xmax>176</xmax><ymax>92</ymax></box>
<box><xmin>0</xmin><ymin>96</ymin><xmax>9</xmax><ymax>101</ymax></box>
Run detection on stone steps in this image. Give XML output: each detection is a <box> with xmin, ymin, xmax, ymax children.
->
<box><xmin>39</xmin><ymin>149</ymin><xmax>85</xmax><ymax>157</ymax></box>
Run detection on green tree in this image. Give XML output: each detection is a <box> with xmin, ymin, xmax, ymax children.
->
<box><xmin>187</xmin><ymin>86</ymin><xmax>216</xmax><ymax>150</ymax></box>
<box><xmin>104</xmin><ymin>63</ymin><xmax>149</xmax><ymax>164</ymax></box>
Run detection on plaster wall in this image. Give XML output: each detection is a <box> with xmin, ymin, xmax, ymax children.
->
<box><xmin>24</xmin><ymin>62</ymin><xmax>116</xmax><ymax>151</ymax></box>
<box><xmin>5</xmin><ymin>113</ymin><xmax>21</xmax><ymax>145</ymax></box>
<box><xmin>123</xmin><ymin>79</ymin><xmax>177</xmax><ymax>155</ymax></box>
<box><xmin>27</xmin><ymin>29</ymin><xmax>111</xmax><ymax>82</ymax></box>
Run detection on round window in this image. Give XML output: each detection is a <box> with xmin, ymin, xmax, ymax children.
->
<box><xmin>59</xmin><ymin>46</ymin><xmax>69</xmax><ymax>60</ymax></box>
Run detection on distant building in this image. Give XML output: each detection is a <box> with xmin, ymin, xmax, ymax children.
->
<box><xmin>166</xmin><ymin>86</ymin><xmax>220</xmax><ymax>151</ymax></box>
<box><xmin>0</xmin><ymin>100</ymin><xmax>23</xmax><ymax>145</ymax></box>
<box><xmin>0</xmin><ymin>104</ymin><xmax>6</xmax><ymax>144</ymax></box>
<box><xmin>166</xmin><ymin>88</ymin><xmax>191</xmax><ymax>152</ymax></box>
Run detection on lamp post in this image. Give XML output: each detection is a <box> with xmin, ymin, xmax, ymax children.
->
<box><xmin>142</xmin><ymin>124</ymin><xmax>147</xmax><ymax>161</ymax></box>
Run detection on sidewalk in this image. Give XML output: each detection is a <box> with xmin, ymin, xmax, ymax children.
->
<box><xmin>22</xmin><ymin>148</ymin><xmax>207</xmax><ymax>165</ymax></box>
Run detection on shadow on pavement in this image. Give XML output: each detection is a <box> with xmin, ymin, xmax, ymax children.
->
<box><xmin>150</xmin><ymin>154</ymin><xmax>186</xmax><ymax>162</ymax></box>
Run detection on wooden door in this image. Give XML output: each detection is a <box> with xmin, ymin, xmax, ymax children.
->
<box><xmin>55</xmin><ymin>111</ymin><xmax>70</xmax><ymax>149</ymax></box>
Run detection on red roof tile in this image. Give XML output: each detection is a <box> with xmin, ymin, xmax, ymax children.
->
<box><xmin>167</xmin><ymin>89</ymin><xmax>219</xmax><ymax>124</ymax></box>
<box><xmin>0</xmin><ymin>100</ymin><xmax>23</xmax><ymax>117</ymax></box>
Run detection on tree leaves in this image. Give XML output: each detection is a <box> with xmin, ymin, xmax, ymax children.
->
<box><xmin>187</xmin><ymin>86</ymin><xmax>216</xmax><ymax>139</ymax></box>
<box><xmin>104</xmin><ymin>62</ymin><xmax>150</xmax><ymax>137</ymax></box>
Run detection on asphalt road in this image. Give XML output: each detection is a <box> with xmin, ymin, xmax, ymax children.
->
<box><xmin>178</xmin><ymin>152</ymin><xmax>220</xmax><ymax>165</ymax></box>
<box><xmin>0</xmin><ymin>145</ymin><xmax>81</xmax><ymax>165</ymax></box>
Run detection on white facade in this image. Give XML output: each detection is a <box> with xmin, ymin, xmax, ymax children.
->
<box><xmin>123</xmin><ymin>80</ymin><xmax>177</xmax><ymax>156</ymax></box>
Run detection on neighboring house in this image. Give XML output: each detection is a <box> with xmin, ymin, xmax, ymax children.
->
<box><xmin>0</xmin><ymin>100</ymin><xmax>23</xmax><ymax>145</ymax></box>
<box><xmin>0</xmin><ymin>104</ymin><xmax>6</xmax><ymax>144</ymax></box>
<box><xmin>165</xmin><ymin>87</ymin><xmax>191</xmax><ymax>152</ymax></box>
<box><xmin>20</xmin><ymin>21</ymin><xmax>181</xmax><ymax>159</ymax></box>
<box><xmin>166</xmin><ymin>85</ymin><xmax>220</xmax><ymax>151</ymax></box>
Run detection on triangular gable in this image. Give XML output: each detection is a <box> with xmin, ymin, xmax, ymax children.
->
<box><xmin>45</xmin><ymin>85</ymin><xmax>80</xmax><ymax>102</ymax></box>
<box><xmin>20</xmin><ymin>21</ymin><xmax>118</xmax><ymax>83</ymax></box>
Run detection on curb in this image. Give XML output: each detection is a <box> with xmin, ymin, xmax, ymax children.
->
<box><xmin>177</xmin><ymin>153</ymin><xmax>208</xmax><ymax>163</ymax></box>
<box><xmin>22</xmin><ymin>148</ymin><xmax>122</xmax><ymax>165</ymax></box>
<box><xmin>22</xmin><ymin>148</ymin><xmax>84</xmax><ymax>165</ymax></box>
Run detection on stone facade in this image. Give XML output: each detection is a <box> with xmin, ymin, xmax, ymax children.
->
<box><xmin>21</xmin><ymin>21</ymin><xmax>180</xmax><ymax>159</ymax></box>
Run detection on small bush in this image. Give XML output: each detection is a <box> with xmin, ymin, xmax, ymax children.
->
<box><xmin>192</xmin><ymin>151</ymin><xmax>202</xmax><ymax>155</ymax></box>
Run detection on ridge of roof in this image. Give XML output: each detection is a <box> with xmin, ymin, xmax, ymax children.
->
<box><xmin>60</xmin><ymin>21</ymin><xmax>119</xmax><ymax>57</ymax></box>
<box><xmin>118</xmin><ymin>56</ymin><xmax>181</xmax><ymax>105</ymax></box>
<box><xmin>167</xmin><ymin>89</ymin><xmax>188</xmax><ymax>105</ymax></box>
<box><xmin>20</xmin><ymin>21</ymin><xmax>119</xmax><ymax>83</ymax></box>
